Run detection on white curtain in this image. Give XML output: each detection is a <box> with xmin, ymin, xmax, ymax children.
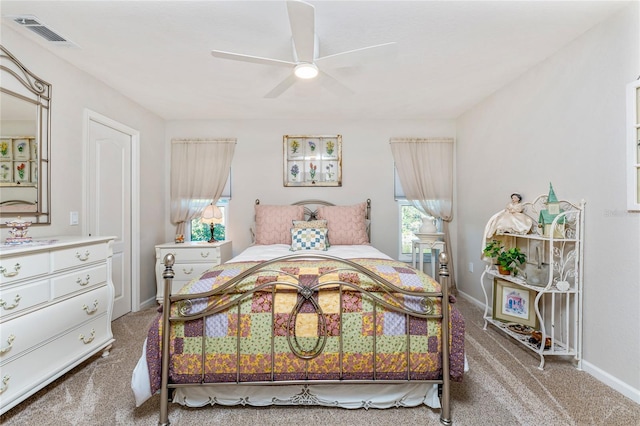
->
<box><xmin>170</xmin><ymin>138</ymin><xmax>236</xmax><ymax>235</ymax></box>
<box><xmin>390</xmin><ymin>137</ymin><xmax>456</xmax><ymax>292</ymax></box>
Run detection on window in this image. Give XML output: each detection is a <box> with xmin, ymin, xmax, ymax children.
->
<box><xmin>190</xmin><ymin>200</ymin><xmax>228</xmax><ymax>242</ymax></box>
<box><xmin>395</xmin><ymin>166</ymin><xmax>436</xmax><ymax>261</ymax></box>
<box><xmin>398</xmin><ymin>201</ymin><xmax>435</xmax><ymax>261</ymax></box>
<box><xmin>189</xmin><ymin>169</ymin><xmax>232</xmax><ymax>241</ymax></box>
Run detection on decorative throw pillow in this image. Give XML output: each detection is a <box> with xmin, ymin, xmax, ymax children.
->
<box><xmin>290</xmin><ymin>228</ymin><xmax>328</xmax><ymax>251</ymax></box>
<box><xmin>316</xmin><ymin>202</ymin><xmax>369</xmax><ymax>245</ymax></box>
<box><xmin>292</xmin><ymin>219</ymin><xmax>328</xmax><ymax>229</ymax></box>
<box><xmin>254</xmin><ymin>205</ymin><xmax>305</xmax><ymax>245</ymax></box>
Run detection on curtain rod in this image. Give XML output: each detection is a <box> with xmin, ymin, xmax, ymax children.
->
<box><xmin>389</xmin><ymin>138</ymin><xmax>453</xmax><ymax>143</ymax></box>
<box><xmin>171</xmin><ymin>138</ymin><xmax>236</xmax><ymax>144</ymax></box>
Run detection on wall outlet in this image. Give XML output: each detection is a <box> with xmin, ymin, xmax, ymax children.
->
<box><xmin>70</xmin><ymin>211</ymin><xmax>79</xmax><ymax>226</ymax></box>
<box><xmin>468</xmin><ymin>262</ymin><xmax>474</xmax><ymax>273</ymax></box>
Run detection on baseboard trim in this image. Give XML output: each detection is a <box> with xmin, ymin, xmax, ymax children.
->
<box><xmin>581</xmin><ymin>360</ymin><xmax>640</xmax><ymax>404</ymax></box>
<box><xmin>456</xmin><ymin>290</ymin><xmax>640</xmax><ymax>405</ymax></box>
<box><xmin>138</xmin><ymin>296</ymin><xmax>157</xmax><ymax>311</ymax></box>
<box><xmin>457</xmin><ymin>290</ymin><xmax>485</xmax><ymax>310</ymax></box>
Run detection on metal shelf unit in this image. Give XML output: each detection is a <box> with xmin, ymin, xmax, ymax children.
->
<box><xmin>480</xmin><ymin>195</ymin><xmax>585</xmax><ymax>370</ymax></box>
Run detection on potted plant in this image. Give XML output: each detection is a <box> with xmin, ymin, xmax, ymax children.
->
<box><xmin>483</xmin><ymin>239</ymin><xmax>503</xmax><ymax>263</ymax></box>
<box><xmin>497</xmin><ymin>247</ymin><xmax>527</xmax><ymax>275</ymax></box>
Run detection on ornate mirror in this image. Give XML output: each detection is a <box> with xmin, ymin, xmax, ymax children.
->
<box><xmin>0</xmin><ymin>45</ymin><xmax>51</xmax><ymax>225</ymax></box>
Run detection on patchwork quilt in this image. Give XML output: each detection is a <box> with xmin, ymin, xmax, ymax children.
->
<box><xmin>146</xmin><ymin>258</ymin><xmax>465</xmax><ymax>394</ymax></box>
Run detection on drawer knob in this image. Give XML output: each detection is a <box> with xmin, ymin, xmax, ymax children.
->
<box><xmin>0</xmin><ymin>334</ymin><xmax>15</xmax><ymax>354</ymax></box>
<box><xmin>76</xmin><ymin>274</ymin><xmax>91</xmax><ymax>286</ymax></box>
<box><xmin>0</xmin><ymin>375</ymin><xmax>9</xmax><ymax>394</ymax></box>
<box><xmin>0</xmin><ymin>263</ymin><xmax>21</xmax><ymax>278</ymax></box>
<box><xmin>182</xmin><ymin>267</ymin><xmax>194</xmax><ymax>275</ymax></box>
<box><xmin>76</xmin><ymin>250</ymin><xmax>91</xmax><ymax>261</ymax></box>
<box><xmin>200</xmin><ymin>251</ymin><xmax>211</xmax><ymax>258</ymax></box>
<box><xmin>83</xmin><ymin>300</ymin><xmax>99</xmax><ymax>314</ymax></box>
<box><xmin>0</xmin><ymin>294</ymin><xmax>21</xmax><ymax>310</ymax></box>
<box><xmin>79</xmin><ymin>329</ymin><xmax>96</xmax><ymax>344</ymax></box>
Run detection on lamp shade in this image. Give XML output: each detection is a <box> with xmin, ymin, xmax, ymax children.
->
<box><xmin>201</xmin><ymin>204</ymin><xmax>223</xmax><ymax>225</ymax></box>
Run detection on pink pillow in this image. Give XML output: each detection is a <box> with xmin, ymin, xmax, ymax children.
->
<box><xmin>254</xmin><ymin>205</ymin><xmax>304</xmax><ymax>244</ymax></box>
<box><xmin>316</xmin><ymin>202</ymin><xmax>369</xmax><ymax>245</ymax></box>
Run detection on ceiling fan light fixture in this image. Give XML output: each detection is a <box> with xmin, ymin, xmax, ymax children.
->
<box><xmin>294</xmin><ymin>63</ymin><xmax>318</xmax><ymax>79</ymax></box>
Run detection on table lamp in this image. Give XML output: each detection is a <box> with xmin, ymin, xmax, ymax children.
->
<box><xmin>201</xmin><ymin>204</ymin><xmax>223</xmax><ymax>242</ymax></box>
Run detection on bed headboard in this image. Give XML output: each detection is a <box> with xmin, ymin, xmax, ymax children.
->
<box><xmin>253</xmin><ymin>199</ymin><xmax>372</xmax><ymax>243</ymax></box>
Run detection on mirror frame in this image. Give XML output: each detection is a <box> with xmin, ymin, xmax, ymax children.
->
<box><xmin>0</xmin><ymin>45</ymin><xmax>51</xmax><ymax>225</ymax></box>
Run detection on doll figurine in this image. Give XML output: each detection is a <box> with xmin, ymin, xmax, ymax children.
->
<box><xmin>483</xmin><ymin>193</ymin><xmax>533</xmax><ymax>240</ymax></box>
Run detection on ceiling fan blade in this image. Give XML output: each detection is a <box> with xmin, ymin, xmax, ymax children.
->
<box><xmin>211</xmin><ymin>50</ymin><xmax>295</xmax><ymax>67</ymax></box>
<box><xmin>264</xmin><ymin>74</ymin><xmax>298</xmax><ymax>98</ymax></box>
<box><xmin>286</xmin><ymin>0</ymin><xmax>315</xmax><ymax>63</ymax></box>
<box><xmin>318</xmin><ymin>70</ymin><xmax>353</xmax><ymax>97</ymax></box>
<box><xmin>315</xmin><ymin>42</ymin><xmax>398</xmax><ymax>68</ymax></box>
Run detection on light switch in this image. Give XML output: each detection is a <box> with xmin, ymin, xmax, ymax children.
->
<box><xmin>70</xmin><ymin>211</ymin><xmax>79</xmax><ymax>225</ymax></box>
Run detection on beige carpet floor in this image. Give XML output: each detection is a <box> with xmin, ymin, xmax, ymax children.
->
<box><xmin>1</xmin><ymin>297</ymin><xmax>638</xmax><ymax>425</ymax></box>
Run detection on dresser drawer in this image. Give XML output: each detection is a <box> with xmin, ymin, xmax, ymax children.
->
<box><xmin>0</xmin><ymin>286</ymin><xmax>109</xmax><ymax>361</ymax></box>
<box><xmin>158</xmin><ymin>246</ymin><xmax>221</xmax><ymax>264</ymax></box>
<box><xmin>51</xmin><ymin>264</ymin><xmax>107</xmax><ymax>299</ymax></box>
<box><xmin>0</xmin><ymin>314</ymin><xmax>112</xmax><ymax>411</ymax></box>
<box><xmin>172</xmin><ymin>263</ymin><xmax>212</xmax><ymax>281</ymax></box>
<box><xmin>0</xmin><ymin>252</ymin><xmax>49</xmax><ymax>286</ymax></box>
<box><xmin>47</xmin><ymin>285</ymin><xmax>110</xmax><ymax>335</ymax></box>
<box><xmin>51</xmin><ymin>243</ymin><xmax>108</xmax><ymax>272</ymax></box>
<box><xmin>0</xmin><ymin>279</ymin><xmax>50</xmax><ymax>320</ymax></box>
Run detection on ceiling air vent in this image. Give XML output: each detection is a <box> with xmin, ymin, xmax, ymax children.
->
<box><xmin>9</xmin><ymin>15</ymin><xmax>78</xmax><ymax>47</ymax></box>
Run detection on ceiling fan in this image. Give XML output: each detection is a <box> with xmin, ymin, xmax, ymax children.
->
<box><xmin>210</xmin><ymin>0</ymin><xmax>397</xmax><ymax>98</ymax></box>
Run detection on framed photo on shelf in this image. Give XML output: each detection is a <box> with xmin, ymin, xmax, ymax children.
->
<box><xmin>283</xmin><ymin>135</ymin><xmax>342</xmax><ymax>187</ymax></box>
<box><xmin>492</xmin><ymin>278</ymin><xmax>538</xmax><ymax>328</ymax></box>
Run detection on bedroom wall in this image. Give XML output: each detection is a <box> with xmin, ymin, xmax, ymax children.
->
<box><xmin>1</xmin><ymin>27</ymin><xmax>167</xmax><ymax>306</ymax></box>
<box><xmin>455</xmin><ymin>3</ymin><xmax>640</xmax><ymax>401</ymax></box>
<box><xmin>164</xmin><ymin>119</ymin><xmax>456</xmax><ymax>259</ymax></box>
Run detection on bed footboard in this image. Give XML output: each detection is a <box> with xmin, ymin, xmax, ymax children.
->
<box><xmin>158</xmin><ymin>252</ymin><xmax>455</xmax><ymax>426</ymax></box>
<box><xmin>438</xmin><ymin>252</ymin><xmax>451</xmax><ymax>426</ymax></box>
<box><xmin>159</xmin><ymin>253</ymin><xmax>175</xmax><ymax>426</ymax></box>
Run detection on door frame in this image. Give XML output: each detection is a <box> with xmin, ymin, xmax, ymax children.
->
<box><xmin>83</xmin><ymin>109</ymin><xmax>141</xmax><ymax>313</ymax></box>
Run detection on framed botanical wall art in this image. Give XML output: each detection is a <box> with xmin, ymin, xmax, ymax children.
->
<box><xmin>492</xmin><ymin>278</ymin><xmax>538</xmax><ymax>328</ymax></box>
<box><xmin>284</xmin><ymin>135</ymin><xmax>342</xmax><ymax>187</ymax></box>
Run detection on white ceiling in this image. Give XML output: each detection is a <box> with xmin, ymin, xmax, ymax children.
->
<box><xmin>0</xmin><ymin>1</ymin><xmax>631</xmax><ymax>121</ymax></box>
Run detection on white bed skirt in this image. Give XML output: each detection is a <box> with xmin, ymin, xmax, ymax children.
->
<box><xmin>172</xmin><ymin>382</ymin><xmax>442</xmax><ymax>410</ymax></box>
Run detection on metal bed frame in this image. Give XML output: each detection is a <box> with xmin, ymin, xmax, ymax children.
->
<box><xmin>157</xmin><ymin>251</ymin><xmax>453</xmax><ymax>425</ymax></box>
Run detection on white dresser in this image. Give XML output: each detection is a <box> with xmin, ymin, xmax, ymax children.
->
<box><xmin>0</xmin><ymin>236</ymin><xmax>115</xmax><ymax>414</ymax></box>
<box><xmin>155</xmin><ymin>240</ymin><xmax>232</xmax><ymax>303</ymax></box>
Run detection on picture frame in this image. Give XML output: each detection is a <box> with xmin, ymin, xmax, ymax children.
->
<box><xmin>12</xmin><ymin>139</ymin><xmax>31</xmax><ymax>161</ymax></box>
<box><xmin>283</xmin><ymin>135</ymin><xmax>342</xmax><ymax>187</ymax></box>
<box><xmin>0</xmin><ymin>139</ymin><xmax>12</xmax><ymax>160</ymax></box>
<box><xmin>13</xmin><ymin>161</ymin><xmax>30</xmax><ymax>183</ymax></box>
<box><xmin>492</xmin><ymin>278</ymin><xmax>538</xmax><ymax>328</ymax></box>
<box><xmin>0</xmin><ymin>162</ymin><xmax>12</xmax><ymax>183</ymax></box>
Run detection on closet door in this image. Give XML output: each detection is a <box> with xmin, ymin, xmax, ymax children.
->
<box><xmin>86</xmin><ymin>110</ymin><xmax>138</xmax><ymax>319</ymax></box>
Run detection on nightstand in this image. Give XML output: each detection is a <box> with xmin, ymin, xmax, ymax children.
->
<box><xmin>154</xmin><ymin>240</ymin><xmax>232</xmax><ymax>303</ymax></box>
<box><xmin>411</xmin><ymin>239</ymin><xmax>446</xmax><ymax>281</ymax></box>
